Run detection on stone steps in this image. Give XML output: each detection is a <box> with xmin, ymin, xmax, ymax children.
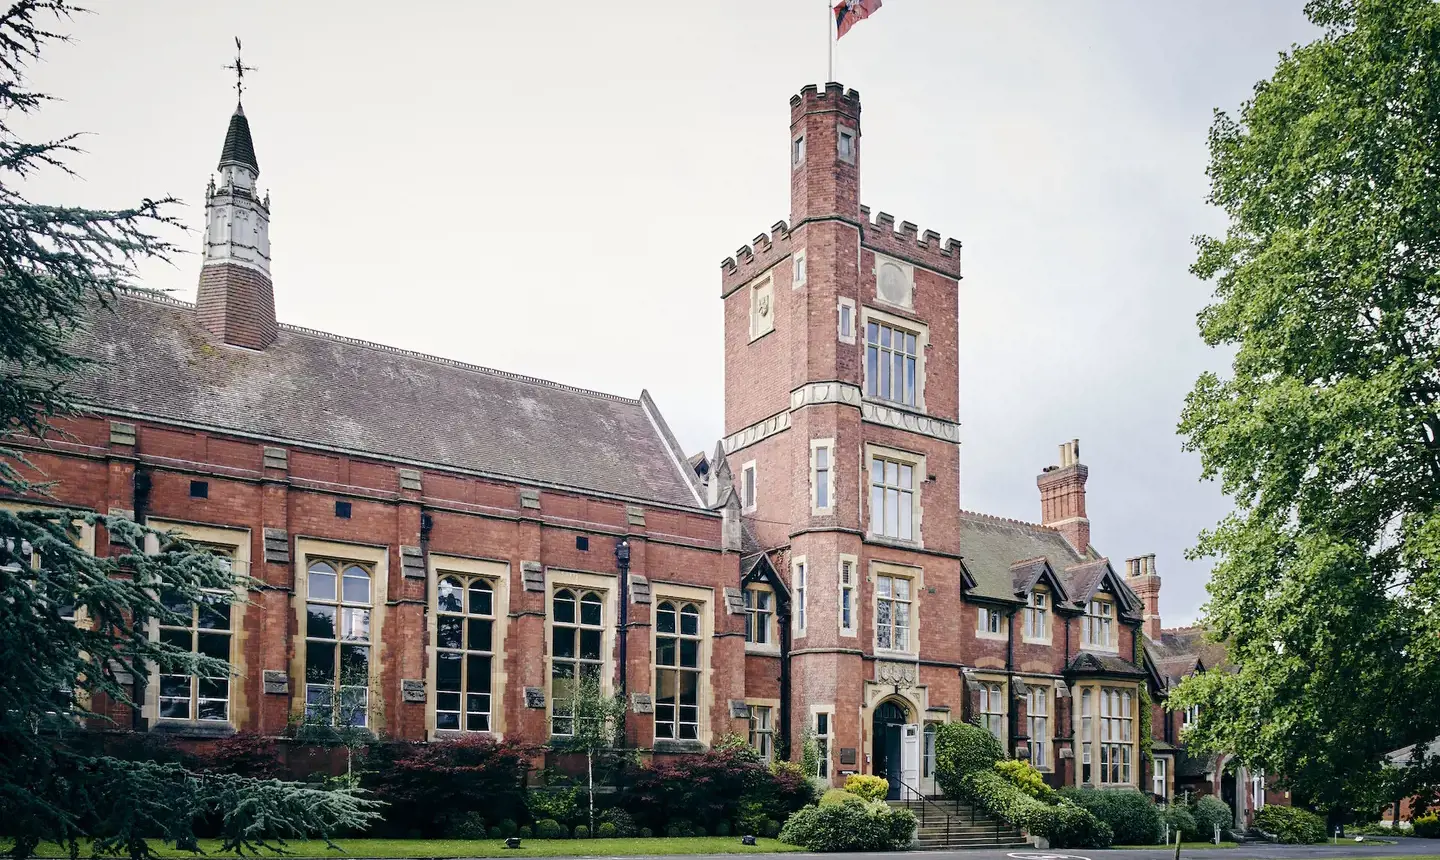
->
<box><xmin>888</xmin><ymin>797</ymin><xmax>1030</xmax><ymax>850</ymax></box>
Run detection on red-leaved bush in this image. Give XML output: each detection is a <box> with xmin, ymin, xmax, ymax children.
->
<box><xmin>620</xmin><ymin>746</ymin><xmax>813</xmax><ymax>834</ymax></box>
<box><xmin>363</xmin><ymin>735</ymin><xmax>531</xmax><ymax>837</ymax></box>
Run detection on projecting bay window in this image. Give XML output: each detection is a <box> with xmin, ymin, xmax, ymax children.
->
<box><xmin>654</xmin><ymin>600</ymin><xmax>702</xmax><ymax>742</ymax></box>
<box><xmin>875</xmin><ymin>572</ymin><xmax>913</xmax><ymax>652</ymax></box>
<box><xmin>550</xmin><ymin>587</ymin><xmax>605</xmax><ymax>736</ymax></box>
<box><xmin>304</xmin><ymin>559</ymin><xmax>373</xmax><ymax>727</ymax></box>
<box><xmin>1083</xmin><ymin>596</ymin><xmax>1115</xmax><ymax>650</ymax></box>
<box><xmin>435</xmin><ymin>575</ymin><xmax>495</xmax><ymax>732</ymax></box>
<box><xmin>979</xmin><ymin>681</ymin><xmax>1005</xmax><ymax>743</ymax></box>
<box><xmin>1028</xmin><ymin>685</ymin><xmax>1050</xmax><ymax>770</ymax></box>
<box><xmin>868</xmin><ymin>447</ymin><xmax>922</xmax><ymax>543</ymax></box>
<box><xmin>1098</xmin><ymin>687</ymin><xmax>1134</xmax><ymax>785</ymax></box>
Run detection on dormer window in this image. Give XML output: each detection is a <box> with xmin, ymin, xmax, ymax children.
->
<box><xmin>1083</xmin><ymin>597</ymin><xmax>1115</xmax><ymax>649</ymax></box>
<box><xmin>1025</xmin><ymin>589</ymin><xmax>1049</xmax><ymax>641</ymax></box>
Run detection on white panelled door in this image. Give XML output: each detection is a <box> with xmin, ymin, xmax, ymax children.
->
<box><xmin>900</xmin><ymin>723</ymin><xmax>921</xmax><ymax>800</ymax></box>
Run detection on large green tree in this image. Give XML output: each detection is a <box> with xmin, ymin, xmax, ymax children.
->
<box><xmin>0</xmin><ymin>2</ymin><xmax>376</xmax><ymax>857</ymax></box>
<box><xmin>1172</xmin><ymin>0</ymin><xmax>1440</xmax><ymax>817</ymax></box>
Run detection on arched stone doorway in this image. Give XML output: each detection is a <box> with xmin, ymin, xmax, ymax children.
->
<box><xmin>872</xmin><ymin>699</ymin><xmax>911</xmax><ymax>800</ymax></box>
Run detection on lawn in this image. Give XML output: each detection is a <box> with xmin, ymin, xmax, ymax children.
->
<box><xmin>11</xmin><ymin>837</ymin><xmax>802</xmax><ymax>858</ymax></box>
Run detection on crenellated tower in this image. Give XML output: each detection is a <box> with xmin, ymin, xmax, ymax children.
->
<box><xmin>195</xmin><ymin>100</ymin><xmax>277</xmax><ymax>350</ymax></box>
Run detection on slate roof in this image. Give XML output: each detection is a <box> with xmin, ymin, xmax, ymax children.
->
<box><xmin>1066</xmin><ymin>650</ymin><xmax>1147</xmax><ymax>678</ymax></box>
<box><xmin>64</xmin><ymin>292</ymin><xmax>705</xmax><ymax>509</ymax></box>
<box><xmin>959</xmin><ymin>511</ymin><xmax>1088</xmax><ymax>602</ymax></box>
<box><xmin>219</xmin><ymin>103</ymin><xmax>259</xmax><ymax>174</ymax></box>
<box><xmin>1146</xmin><ymin>625</ymin><xmax>1233</xmax><ymax>686</ymax></box>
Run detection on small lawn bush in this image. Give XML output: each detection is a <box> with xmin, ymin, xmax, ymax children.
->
<box><xmin>639</xmin><ymin>827</ymin><xmax>654</xmax><ymax>838</ymax></box>
<box><xmin>995</xmin><ymin>759</ymin><xmax>1055</xmax><ymax>801</ymax></box>
<box><xmin>844</xmin><ymin>774</ymin><xmax>888</xmax><ymax>802</ymax></box>
<box><xmin>820</xmin><ymin>789</ymin><xmax>864</xmax><ymax>807</ymax></box>
<box><xmin>779</xmin><ymin>800</ymin><xmax>916</xmax><ymax>851</ymax></box>
<box><xmin>596</xmin><ymin>822</ymin><xmax>617</xmax><ymax>838</ymax></box>
<box><xmin>934</xmin><ymin>722</ymin><xmax>1004</xmax><ymax>794</ymax></box>
<box><xmin>1161</xmin><ymin>804</ymin><xmax>1198</xmax><ymax>842</ymax></box>
<box><xmin>572</xmin><ymin>825</ymin><xmax>590</xmax><ymax>839</ymax></box>
<box><xmin>517</xmin><ymin>825</ymin><xmax>532</xmax><ymax>838</ymax></box>
<box><xmin>1192</xmin><ymin>795</ymin><xmax>1232</xmax><ymax>839</ymax></box>
<box><xmin>533</xmin><ymin>819</ymin><xmax>563</xmax><ymax>839</ymax></box>
<box><xmin>762</xmin><ymin>820</ymin><xmax>781</xmax><ymax>838</ymax></box>
<box><xmin>1061</xmin><ymin>787</ymin><xmax>1162</xmax><ymax>845</ymax></box>
<box><xmin>1413</xmin><ymin>813</ymin><xmax>1440</xmax><ymax>838</ymax></box>
<box><xmin>961</xmin><ymin>770</ymin><xmax>1112</xmax><ymax>848</ymax></box>
<box><xmin>1254</xmin><ymin>806</ymin><xmax>1326</xmax><ymax>844</ymax></box>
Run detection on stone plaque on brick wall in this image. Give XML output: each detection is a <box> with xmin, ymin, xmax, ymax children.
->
<box><xmin>263</xmin><ymin>529</ymin><xmax>290</xmax><ymax>564</ymax></box>
<box><xmin>524</xmin><ymin>687</ymin><xmax>545</xmax><ymax>709</ymax></box>
<box><xmin>631</xmin><ymin>692</ymin><xmax>653</xmax><ymax>714</ymax></box>
<box><xmin>263</xmin><ymin>670</ymin><xmax>289</xmax><ymax>695</ymax></box>
<box><xmin>521</xmin><ymin>562</ymin><xmax>545</xmax><ymax>592</ymax></box>
<box><xmin>839</xmin><ymin>748</ymin><xmax>858</xmax><ymax>765</ymax></box>
<box><xmin>729</xmin><ymin>699</ymin><xmax>751</xmax><ymax>718</ymax></box>
<box><xmin>401</xmin><ymin>679</ymin><xmax>425</xmax><ymax>703</ymax></box>
<box><xmin>629</xmin><ymin>574</ymin><xmax>652</xmax><ymax>604</ymax></box>
<box><xmin>400</xmin><ymin>545</ymin><xmax>425</xmax><ymax>579</ymax></box>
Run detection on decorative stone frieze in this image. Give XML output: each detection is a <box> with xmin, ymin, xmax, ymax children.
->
<box><xmin>721</xmin><ymin>410</ymin><xmax>790</xmax><ymax>455</ymax></box>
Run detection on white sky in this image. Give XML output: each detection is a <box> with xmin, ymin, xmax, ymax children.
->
<box><xmin>21</xmin><ymin>1</ymin><xmax>1317</xmax><ymax>627</ymax></box>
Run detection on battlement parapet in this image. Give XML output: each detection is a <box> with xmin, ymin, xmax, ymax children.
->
<box><xmin>790</xmin><ymin>82</ymin><xmax>862</xmax><ymax>124</ymax></box>
<box><xmin>859</xmin><ymin>204</ymin><xmax>962</xmax><ymax>279</ymax></box>
<box><xmin>720</xmin><ymin>220</ymin><xmax>792</xmax><ymax>297</ymax></box>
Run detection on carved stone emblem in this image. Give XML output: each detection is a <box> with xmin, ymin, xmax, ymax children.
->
<box><xmin>631</xmin><ymin>693</ymin><xmax>653</xmax><ymax>714</ymax></box>
<box><xmin>401</xmin><ymin>679</ymin><xmax>425</xmax><ymax>703</ymax></box>
<box><xmin>262</xmin><ymin>670</ymin><xmax>289</xmax><ymax>695</ymax></box>
<box><xmin>524</xmin><ymin>687</ymin><xmax>545</xmax><ymax>709</ymax></box>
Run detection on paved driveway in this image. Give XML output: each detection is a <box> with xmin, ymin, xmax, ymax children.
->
<box><xmin>489</xmin><ymin>840</ymin><xmax>1439</xmax><ymax>860</ymax></box>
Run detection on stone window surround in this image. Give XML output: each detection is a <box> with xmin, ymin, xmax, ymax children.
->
<box><xmin>545</xmin><ymin>569</ymin><xmax>619</xmax><ymax>737</ymax></box>
<box><xmin>1026</xmin><ymin>678</ymin><xmax>1055</xmax><ymax>772</ymax></box>
<box><xmin>793</xmin><ymin>248</ymin><xmax>807</xmax><ymax>289</ymax></box>
<box><xmin>651</xmin><ymin>581</ymin><xmax>715</xmax><ymax>747</ymax></box>
<box><xmin>976</xmin><ymin>604</ymin><xmax>1007</xmax><ymax>641</ymax></box>
<box><xmin>426</xmin><ymin>553</ymin><xmax>511</xmax><ymax>740</ymax></box>
<box><xmin>1023</xmin><ymin>586</ymin><xmax>1053</xmax><ymax>645</ymax></box>
<box><xmin>810</xmin><ymin>438</ymin><xmax>835</xmax><ymax>516</ymax></box>
<box><xmin>864</xmin><ymin>442</ymin><xmax>926</xmax><ymax>549</ymax></box>
<box><xmin>1073</xmin><ymin>680</ymin><xmax>1140</xmax><ymax>788</ymax></box>
<box><xmin>791</xmin><ymin>555</ymin><xmax>808</xmax><ymax>638</ymax></box>
<box><xmin>837</xmin><ymin>123</ymin><xmax>857</xmax><ymax>165</ymax></box>
<box><xmin>746</xmin><ymin>696</ymin><xmax>781</xmax><ymax>761</ymax></box>
<box><xmin>810</xmin><ymin>703</ymin><xmax>835</xmax><ymax>780</ymax></box>
<box><xmin>743</xmin><ymin>582</ymin><xmax>779</xmax><ymax>655</ymax></box>
<box><xmin>860</xmin><ymin>304</ymin><xmax>928</xmax><ymax>413</ymax></box>
<box><xmin>870</xmin><ymin>559</ymin><xmax>922</xmax><ymax>658</ymax></box>
<box><xmin>792</xmin><ymin>133</ymin><xmax>805</xmax><ymax>169</ymax></box>
<box><xmin>290</xmin><ymin>537</ymin><xmax>389</xmax><ymax>731</ymax></box>
<box><xmin>838</xmin><ymin>553</ymin><xmax>859</xmax><ymax>638</ymax></box>
<box><xmin>1081</xmin><ymin>592</ymin><xmax>1119</xmax><ymax>653</ymax></box>
<box><xmin>973</xmin><ymin>670</ymin><xmax>1007</xmax><ymax>749</ymax></box>
<box><xmin>838</xmin><ymin>296</ymin><xmax>857</xmax><ymax>344</ymax></box>
<box><xmin>741</xmin><ymin>459</ymin><xmax>758</xmax><ymax>514</ymax></box>
<box><xmin>143</xmin><ymin>519</ymin><xmax>250</xmax><ymax>733</ymax></box>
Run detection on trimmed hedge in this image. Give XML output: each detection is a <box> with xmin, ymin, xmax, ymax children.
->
<box><xmin>1414</xmin><ymin>814</ymin><xmax>1440</xmax><ymax>838</ymax></box>
<box><xmin>961</xmin><ymin>770</ymin><xmax>1112</xmax><ymax>848</ymax></box>
<box><xmin>533</xmin><ymin>819</ymin><xmax>563</xmax><ymax>839</ymax></box>
<box><xmin>1061</xmin><ymin>787</ymin><xmax>1163</xmax><ymax>845</ymax></box>
<box><xmin>845</xmin><ymin>774</ymin><xmax>889</xmax><ymax>802</ymax></box>
<box><xmin>1193</xmin><ymin>795</ymin><xmax>1232</xmax><ymax>839</ymax></box>
<box><xmin>1254</xmin><ymin>806</ymin><xmax>1326</xmax><ymax>844</ymax></box>
<box><xmin>779</xmin><ymin>800</ymin><xmax>916</xmax><ymax>851</ymax></box>
<box><xmin>820</xmin><ymin>789</ymin><xmax>865</xmax><ymax>807</ymax></box>
<box><xmin>934</xmin><ymin>722</ymin><xmax>1005</xmax><ymax>795</ymax></box>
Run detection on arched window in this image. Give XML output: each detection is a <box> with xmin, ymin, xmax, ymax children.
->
<box><xmin>551</xmin><ymin>588</ymin><xmax>604</xmax><ymax>735</ymax></box>
<box><xmin>436</xmin><ymin>574</ymin><xmax>495</xmax><ymax>732</ymax></box>
<box><xmin>654</xmin><ymin>601</ymin><xmax>701</xmax><ymax>741</ymax></box>
<box><xmin>304</xmin><ymin>559</ymin><xmax>372</xmax><ymax>727</ymax></box>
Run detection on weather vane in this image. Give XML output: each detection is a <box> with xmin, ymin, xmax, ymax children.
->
<box><xmin>225</xmin><ymin>37</ymin><xmax>256</xmax><ymax>100</ymax></box>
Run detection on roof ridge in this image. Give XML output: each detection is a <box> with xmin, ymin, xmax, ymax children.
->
<box><xmin>114</xmin><ymin>288</ymin><xmax>641</xmax><ymax>406</ymax></box>
<box><xmin>959</xmin><ymin>509</ymin><xmax>1057</xmax><ymax>531</ymax></box>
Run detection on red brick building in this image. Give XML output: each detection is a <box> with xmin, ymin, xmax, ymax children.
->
<box><xmin>6</xmin><ymin>83</ymin><xmax>1230</xmax><ymax>805</ymax></box>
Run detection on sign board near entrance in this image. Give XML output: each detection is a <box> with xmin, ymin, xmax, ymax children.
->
<box><xmin>839</xmin><ymin>747</ymin><xmax>857</xmax><ymax>765</ymax></box>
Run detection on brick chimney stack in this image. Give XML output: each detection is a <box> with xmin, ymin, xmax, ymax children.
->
<box><xmin>1038</xmin><ymin>439</ymin><xmax>1090</xmax><ymax>554</ymax></box>
<box><xmin>1125</xmin><ymin>554</ymin><xmax>1162</xmax><ymax>640</ymax></box>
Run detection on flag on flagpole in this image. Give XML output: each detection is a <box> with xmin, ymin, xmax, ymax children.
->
<box><xmin>834</xmin><ymin>0</ymin><xmax>882</xmax><ymax>39</ymax></box>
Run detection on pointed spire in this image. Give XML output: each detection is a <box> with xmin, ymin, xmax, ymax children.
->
<box><xmin>218</xmin><ymin>103</ymin><xmax>259</xmax><ymax>176</ymax></box>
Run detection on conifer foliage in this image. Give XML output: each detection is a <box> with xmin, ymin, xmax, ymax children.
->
<box><xmin>0</xmin><ymin>3</ymin><xmax>377</xmax><ymax>856</ymax></box>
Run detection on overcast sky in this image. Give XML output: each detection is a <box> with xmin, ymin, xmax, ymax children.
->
<box><xmin>21</xmin><ymin>1</ymin><xmax>1317</xmax><ymax>626</ymax></box>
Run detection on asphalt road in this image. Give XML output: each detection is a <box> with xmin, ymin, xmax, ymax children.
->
<box><xmin>487</xmin><ymin>840</ymin><xmax>1440</xmax><ymax>860</ymax></box>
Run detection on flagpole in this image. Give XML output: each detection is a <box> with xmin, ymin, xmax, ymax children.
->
<box><xmin>827</xmin><ymin>0</ymin><xmax>834</xmax><ymax>82</ymax></box>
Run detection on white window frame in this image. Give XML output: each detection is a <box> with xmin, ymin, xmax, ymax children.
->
<box><xmin>793</xmin><ymin>249</ymin><xmax>807</xmax><ymax>289</ymax></box>
<box><xmin>866</xmin><ymin>444</ymin><xmax>925</xmax><ymax>546</ymax></box>
<box><xmin>862</xmin><ymin>307</ymin><xmax>926</xmax><ymax>410</ymax></box>
<box><xmin>744</xmin><ymin>584</ymin><xmax>777</xmax><ymax>652</ymax></box>
<box><xmin>1024</xmin><ymin>588</ymin><xmax>1051</xmax><ymax>643</ymax></box>
<box><xmin>838</xmin><ymin>297</ymin><xmax>857</xmax><ymax>344</ymax></box>
<box><xmin>977</xmin><ymin>605</ymin><xmax>1006</xmax><ymax>640</ymax></box>
<box><xmin>1182</xmin><ymin>703</ymin><xmax>1199</xmax><ymax>730</ymax></box>
<box><xmin>428</xmin><ymin>554</ymin><xmax>509</xmax><ymax>738</ymax></box>
<box><xmin>1083</xmin><ymin>596</ymin><xmax>1117</xmax><ymax>651</ymax></box>
<box><xmin>979</xmin><ymin>680</ymin><xmax>1005</xmax><ymax>744</ymax></box>
<box><xmin>1098</xmin><ymin>686</ymin><xmax>1135</xmax><ymax>785</ymax></box>
<box><xmin>748</xmin><ymin>701</ymin><xmax>777</xmax><ymax>761</ymax></box>
<box><xmin>793</xmin><ymin>556</ymin><xmax>808</xmax><ymax>637</ymax></box>
<box><xmin>811</xmin><ymin>438</ymin><xmax>835</xmax><ymax>514</ymax></box>
<box><xmin>1028</xmin><ymin>684</ymin><xmax>1051</xmax><ymax>771</ymax></box>
<box><xmin>741</xmin><ymin>460</ymin><xmax>758</xmax><ymax>513</ymax></box>
<box><xmin>749</xmin><ymin>275</ymin><xmax>775</xmax><ymax>341</ymax></box>
<box><xmin>838</xmin><ymin>555</ymin><xmax>858</xmax><ymax>637</ymax></box>
<box><xmin>873</xmin><ymin>563</ymin><xmax>919</xmax><ymax>655</ymax></box>
<box><xmin>813</xmin><ymin>707</ymin><xmax>834</xmax><ymax>779</ymax></box>
<box><xmin>1154</xmin><ymin>755</ymin><xmax>1169</xmax><ymax>799</ymax></box>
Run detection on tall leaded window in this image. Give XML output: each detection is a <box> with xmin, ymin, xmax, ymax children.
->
<box><xmin>922</xmin><ymin>722</ymin><xmax>937</xmax><ymax>778</ymax></box>
<box><xmin>813</xmin><ymin>445</ymin><xmax>831</xmax><ymax>510</ymax></box>
<box><xmin>1025</xmin><ymin>590</ymin><xmax>1049</xmax><ymax>639</ymax></box>
<box><xmin>1099</xmin><ymin>687</ymin><xmax>1133</xmax><ymax>784</ymax></box>
<box><xmin>795</xmin><ymin>562</ymin><xmax>807</xmax><ymax>632</ymax></box>
<box><xmin>1081</xmin><ymin>688</ymin><xmax>1093</xmax><ymax>783</ymax></box>
<box><xmin>744</xmin><ymin>587</ymin><xmax>773</xmax><ymax>645</ymax></box>
<box><xmin>875</xmin><ymin>574</ymin><xmax>911</xmax><ymax>651</ymax></box>
<box><xmin>655</xmin><ymin>600</ymin><xmax>701</xmax><ymax>741</ymax></box>
<box><xmin>865</xmin><ymin>320</ymin><xmax>918</xmax><ymax>406</ymax></box>
<box><xmin>551</xmin><ymin>588</ymin><xmax>604</xmax><ymax>735</ymax></box>
<box><xmin>869</xmin><ymin>455</ymin><xmax>915</xmax><ymax>540</ymax></box>
<box><xmin>305</xmin><ymin>559</ymin><xmax>372</xmax><ymax>727</ymax></box>
<box><xmin>979</xmin><ymin>681</ymin><xmax>1004</xmax><ymax>741</ymax></box>
<box><xmin>839</xmin><ymin>560</ymin><xmax>856</xmax><ymax>633</ymax></box>
<box><xmin>436</xmin><ymin>575</ymin><xmax>494</xmax><ymax>732</ymax></box>
<box><xmin>815</xmin><ymin>712</ymin><xmax>832</xmax><ymax>778</ymax></box>
<box><xmin>158</xmin><ymin>550</ymin><xmax>233</xmax><ymax>722</ymax></box>
<box><xmin>1028</xmin><ymin>685</ymin><xmax>1050</xmax><ymax>769</ymax></box>
<box><xmin>1084</xmin><ymin>598</ymin><xmax>1114</xmax><ymax>648</ymax></box>
<box><xmin>749</xmin><ymin>705</ymin><xmax>774</xmax><ymax>761</ymax></box>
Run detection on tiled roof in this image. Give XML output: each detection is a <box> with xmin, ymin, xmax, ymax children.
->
<box><xmin>1149</xmin><ymin>625</ymin><xmax>1232</xmax><ymax>675</ymax></box>
<box><xmin>65</xmin><ymin>293</ymin><xmax>705</xmax><ymax>509</ymax></box>
<box><xmin>1066</xmin><ymin>650</ymin><xmax>1147</xmax><ymax>678</ymax></box>
<box><xmin>219</xmin><ymin>103</ymin><xmax>258</xmax><ymax>174</ymax></box>
<box><xmin>958</xmin><ymin>511</ymin><xmax>1087</xmax><ymax>602</ymax></box>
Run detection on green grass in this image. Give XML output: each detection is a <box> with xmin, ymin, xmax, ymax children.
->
<box><xmin>1116</xmin><ymin>842</ymin><xmax>1238</xmax><ymax>849</ymax></box>
<box><xmin>12</xmin><ymin>837</ymin><xmax>802</xmax><ymax>859</ymax></box>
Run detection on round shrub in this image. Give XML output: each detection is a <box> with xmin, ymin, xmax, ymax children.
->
<box><xmin>995</xmin><ymin>759</ymin><xmax>1055</xmax><ymax>802</ymax></box>
<box><xmin>1193</xmin><ymin>796</ymin><xmax>1233</xmax><ymax>839</ymax></box>
<box><xmin>499</xmin><ymin>819</ymin><xmax>518</xmax><ymax>837</ymax></box>
<box><xmin>1413</xmin><ymin>814</ymin><xmax>1440</xmax><ymax>838</ymax></box>
<box><xmin>600</xmin><ymin>808</ymin><xmax>636</xmax><ymax>837</ymax></box>
<box><xmin>1061</xmin><ymin>787</ymin><xmax>1162</xmax><ymax>845</ymax></box>
<box><xmin>640</xmin><ymin>827</ymin><xmax>654</xmax><ymax>838</ymax></box>
<box><xmin>573</xmin><ymin>824</ymin><xmax>590</xmax><ymax>839</ymax></box>
<box><xmin>714</xmin><ymin>821</ymin><xmax>730</xmax><ymax>836</ymax></box>
<box><xmin>779</xmin><ymin>801</ymin><xmax>916</xmax><ymax>851</ymax></box>
<box><xmin>447</xmin><ymin>811</ymin><xmax>487</xmax><ymax>839</ymax></box>
<box><xmin>820</xmin><ymin>788</ymin><xmax>865</xmax><ymax>807</ymax></box>
<box><xmin>1162</xmin><ymin>804</ymin><xmax>1197</xmax><ymax>842</ymax></box>
<box><xmin>762</xmin><ymin>819</ymin><xmax>781</xmax><ymax>838</ymax></box>
<box><xmin>487</xmin><ymin>826</ymin><xmax>503</xmax><ymax>839</ymax></box>
<box><xmin>845</xmin><ymin>774</ymin><xmax>889</xmax><ymax>802</ymax></box>
<box><xmin>1254</xmin><ymin>806</ymin><xmax>1326</xmax><ymax>844</ymax></box>
<box><xmin>517</xmin><ymin>825</ymin><xmax>532</xmax><ymax>839</ymax></box>
<box><xmin>533</xmin><ymin>819</ymin><xmax>563</xmax><ymax>839</ymax></box>
<box><xmin>934</xmin><ymin>721</ymin><xmax>1005</xmax><ymax>796</ymax></box>
<box><xmin>596</xmin><ymin>822</ymin><xmax>617</xmax><ymax>838</ymax></box>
